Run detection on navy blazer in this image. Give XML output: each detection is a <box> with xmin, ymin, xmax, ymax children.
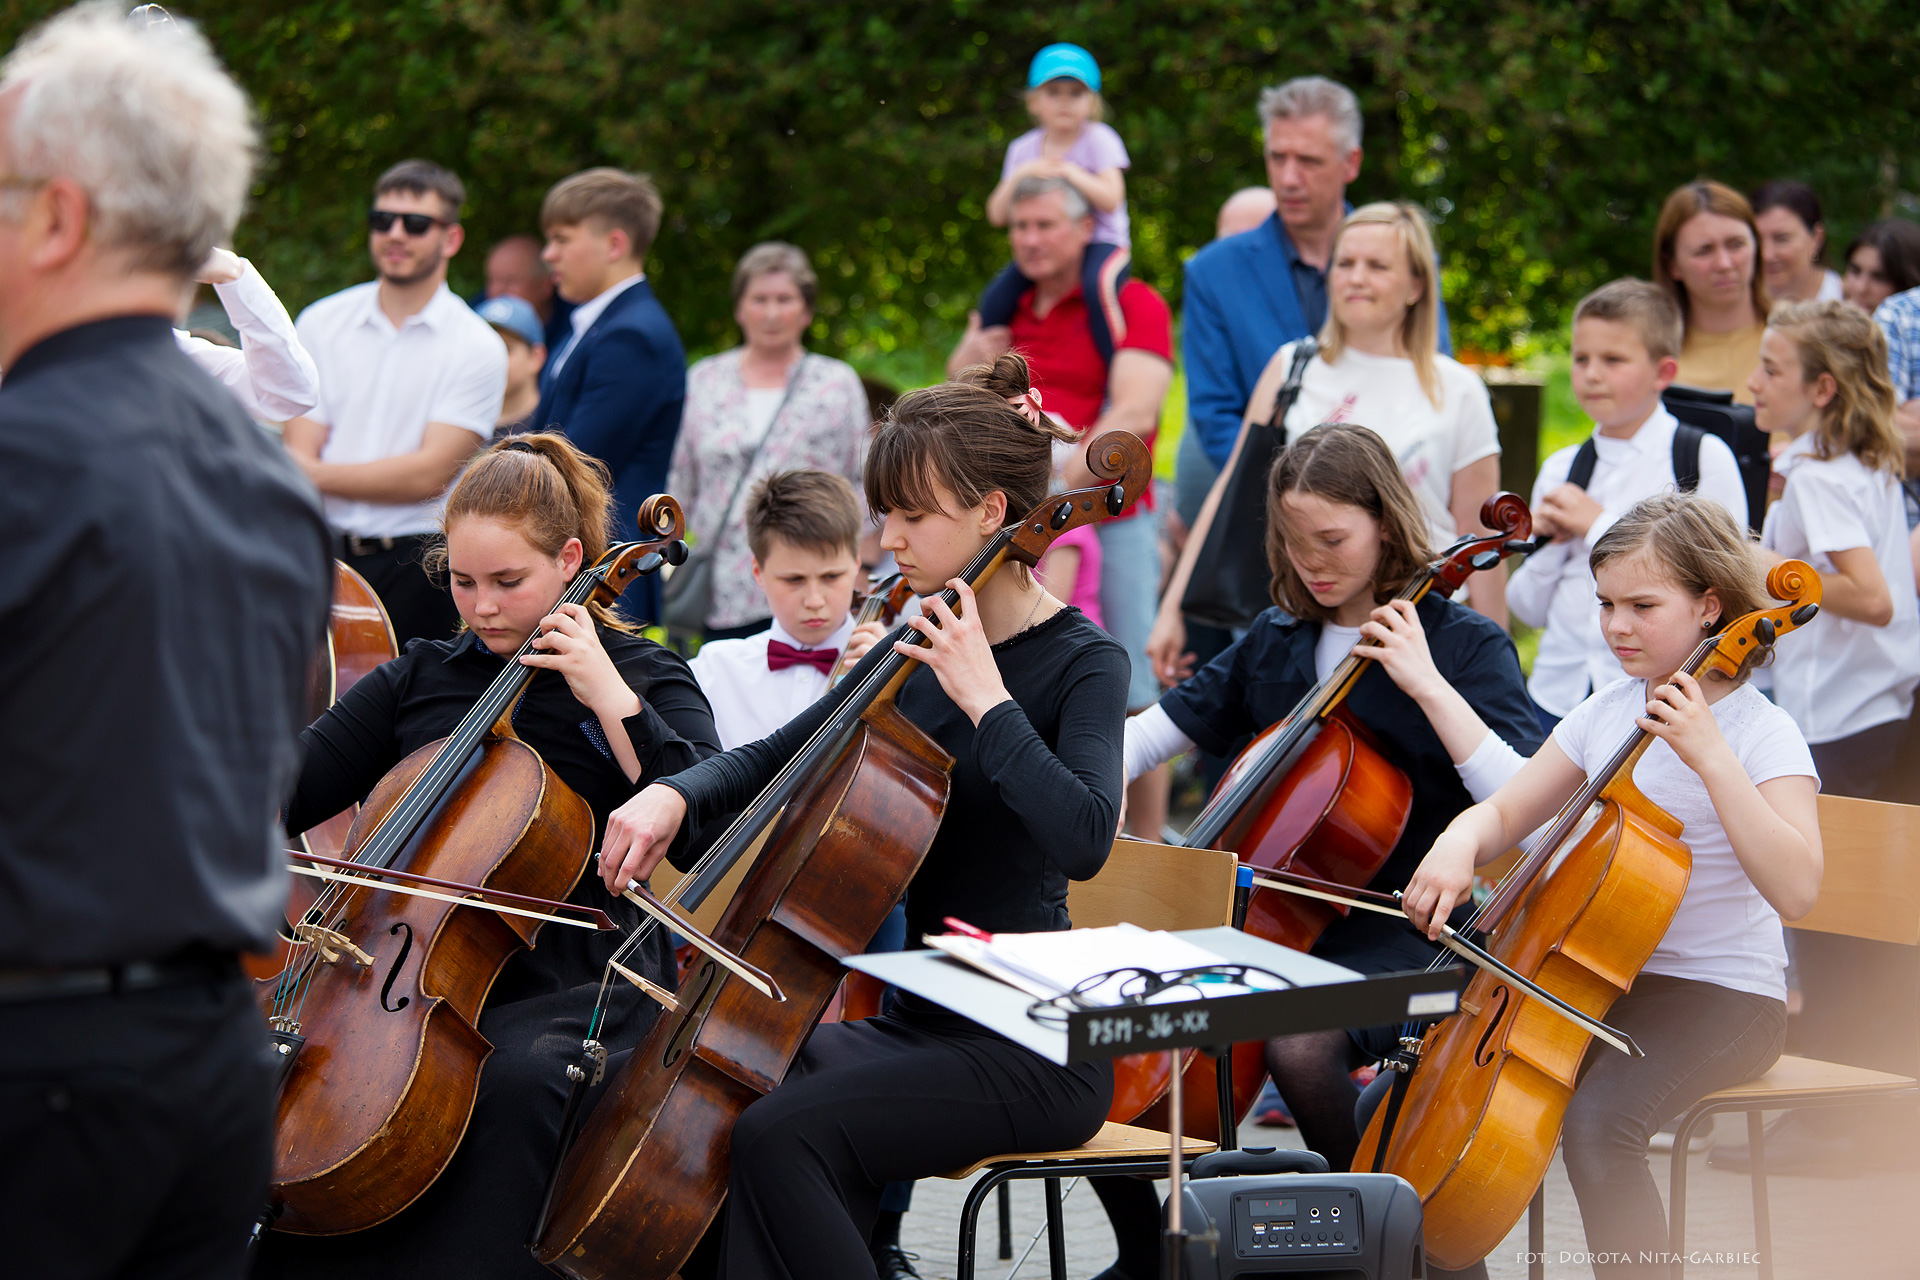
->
<box><xmin>533</xmin><ymin>279</ymin><xmax>686</xmax><ymax>620</ymax></box>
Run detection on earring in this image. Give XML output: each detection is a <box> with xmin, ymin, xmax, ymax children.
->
<box><xmin>1703</xmin><ymin>619</ymin><xmax>1715</xmax><ymax>629</ymax></box>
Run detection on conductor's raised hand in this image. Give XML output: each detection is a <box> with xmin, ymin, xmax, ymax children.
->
<box><xmin>599</xmin><ymin>783</ymin><xmax>688</xmax><ymax>893</ymax></box>
<box><xmin>895</xmin><ymin>578</ymin><xmax>1012</xmax><ymax>724</ymax></box>
<box><xmin>520</xmin><ymin>603</ymin><xmax>639</xmax><ymax>722</ymax></box>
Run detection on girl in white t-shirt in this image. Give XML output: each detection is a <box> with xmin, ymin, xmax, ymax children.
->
<box><xmin>1749</xmin><ymin>298</ymin><xmax>1920</xmax><ymax>792</ymax></box>
<box><xmin>1402</xmin><ymin>493</ymin><xmax>1822</xmax><ymax>1279</ymax></box>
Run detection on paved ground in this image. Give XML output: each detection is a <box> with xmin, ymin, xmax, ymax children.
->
<box><xmin>895</xmin><ymin>1110</ymin><xmax>1920</xmax><ymax>1279</ymax></box>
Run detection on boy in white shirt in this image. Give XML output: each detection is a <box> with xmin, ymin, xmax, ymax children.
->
<box><xmin>1508</xmin><ymin>279</ymin><xmax>1750</xmax><ymax>730</ymax></box>
<box><xmin>689</xmin><ymin>469</ymin><xmax>876</xmax><ymax>749</ymax></box>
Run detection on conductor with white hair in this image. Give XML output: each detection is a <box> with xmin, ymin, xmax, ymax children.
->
<box><xmin>0</xmin><ymin>5</ymin><xmax>331</xmax><ymax>1277</ymax></box>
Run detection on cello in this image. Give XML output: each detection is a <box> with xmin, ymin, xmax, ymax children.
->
<box><xmin>1144</xmin><ymin>493</ymin><xmax>1541</xmax><ymax>1141</ymax></box>
<box><xmin>246</xmin><ymin>562</ymin><xmax>399</xmax><ymax>983</ymax></box>
<box><xmin>1351</xmin><ymin>560</ymin><xmax>1821</xmax><ymax>1271</ymax></box>
<box><xmin>258</xmin><ymin>498</ymin><xmax>687</xmax><ymax>1236</ymax></box>
<box><xmin>531</xmin><ymin>432</ymin><xmax>1152</xmax><ymax>1280</ymax></box>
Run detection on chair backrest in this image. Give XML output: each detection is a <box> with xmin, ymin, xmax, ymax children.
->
<box><xmin>1786</xmin><ymin>795</ymin><xmax>1920</xmax><ymax>946</ymax></box>
<box><xmin>1066</xmin><ymin>837</ymin><xmax>1238</xmax><ymax>932</ymax></box>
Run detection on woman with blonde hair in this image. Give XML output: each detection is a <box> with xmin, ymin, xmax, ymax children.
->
<box><xmin>1149</xmin><ymin>202</ymin><xmax>1506</xmax><ymax>685</ymax></box>
<box><xmin>1654</xmin><ymin>179</ymin><xmax>1771</xmax><ymax>401</ymax></box>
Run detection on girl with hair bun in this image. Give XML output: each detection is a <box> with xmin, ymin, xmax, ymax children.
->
<box><xmin>598</xmin><ymin>352</ymin><xmax>1133</xmax><ymax>1279</ymax></box>
<box><xmin>259</xmin><ymin>432</ymin><xmax>722</xmax><ymax>1280</ymax></box>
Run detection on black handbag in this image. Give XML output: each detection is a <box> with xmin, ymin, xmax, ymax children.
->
<box><xmin>1179</xmin><ymin>338</ymin><xmax>1317</xmax><ymax>631</ymax></box>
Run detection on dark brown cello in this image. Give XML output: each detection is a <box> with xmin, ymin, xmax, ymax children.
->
<box><xmin>246</xmin><ymin>562</ymin><xmax>399</xmax><ymax>983</ymax></box>
<box><xmin>1144</xmin><ymin>494</ymin><xmax>1541</xmax><ymax>1141</ymax></box>
<box><xmin>258</xmin><ymin>498</ymin><xmax>687</xmax><ymax>1236</ymax></box>
<box><xmin>1351</xmin><ymin>561</ymin><xmax>1820</xmax><ymax>1270</ymax></box>
<box><xmin>532</xmin><ymin>433</ymin><xmax>1153</xmax><ymax>1280</ymax></box>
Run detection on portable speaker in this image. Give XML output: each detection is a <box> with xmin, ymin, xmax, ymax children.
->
<box><xmin>1173</xmin><ymin>1164</ymin><xmax>1426</xmax><ymax>1278</ymax></box>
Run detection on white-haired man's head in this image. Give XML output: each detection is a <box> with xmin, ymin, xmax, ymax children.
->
<box><xmin>0</xmin><ymin>1</ymin><xmax>255</xmax><ymax>278</ymax></box>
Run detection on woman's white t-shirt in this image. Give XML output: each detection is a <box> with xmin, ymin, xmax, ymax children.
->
<box><xmin>1277</xmin><ymin>343</ymin><xmax>1501</xmax><ymax>547</ymax></box>
<box><xmin>1551</xmin><ymin>678</ymin><xmax>1817</xmax><ymax>1002</ymax></box>
<box><xmin>1761</xmin><ymin>434</ymin><xmax>1920</xmax><ymax>744</ymax></box>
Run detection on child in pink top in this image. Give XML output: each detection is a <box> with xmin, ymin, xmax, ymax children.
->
<box><xmin>1037</xmin><ymin>522</ymin><xmax>1104</xmax><ymax>629</ymax></box>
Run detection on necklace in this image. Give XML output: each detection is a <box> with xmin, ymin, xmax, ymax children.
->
<box><xmin>1013</xmin><ymin>585</ymin><xmax>1045</xmax><ymax>636</ymax></box>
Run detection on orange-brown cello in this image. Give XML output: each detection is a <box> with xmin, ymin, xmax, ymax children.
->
<box><xmin>257</xmin><ymin>499</ymin><xmax>687</xmax><ymax>1236</ymax></box>
<box><xmin>1146</xmin><ymin>493</ymin><xmax>1540</xmax><ymax>1141</ymax></box>
<box><xmin>245</xmin><ymin>562</ymin><xmax>399</xmax><ymax>983</ymax></box>
<box><xmin>531</xmin><ymin>433</ymin><xmax>1153</xmax><ymax>1280</ymax></box>
<box><xmin>1351</xmin><ymin>561</ymin><xmax>1821</xmax><ymax>1270</ymax></box>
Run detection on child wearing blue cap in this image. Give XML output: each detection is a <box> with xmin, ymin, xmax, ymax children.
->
<box><xmin>977</xmin><ymin>43</ymin><xmax>1131</xmax><ymax>337</ymax></box>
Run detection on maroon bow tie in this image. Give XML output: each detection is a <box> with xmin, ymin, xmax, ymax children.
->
<box><xmin>767</xmin><ymin>639</ymin><xmax>838</xmax><ymax>675</ymax></box>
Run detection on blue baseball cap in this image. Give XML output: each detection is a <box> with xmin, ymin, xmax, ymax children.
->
<box><xmin>475</xmin><ymin>293</ymin><xmax>545</xmax><ymax>349</ymax></box>
<box><xmin>1027</xmin><ymin>43</ymin><xmax>1100</xmax><ymax>92</ymax></box>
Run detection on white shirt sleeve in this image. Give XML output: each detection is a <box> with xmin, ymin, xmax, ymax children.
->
<box><xmin>1786</xmin><ymin>466</ymin><xmax>1874</xmax><ymax>556</ymax></box>
<box><xmin>432</xmin><ymin>326</ymin><xmax>509</xmax><ymax>438</ymax></box>
<box><xmin>1452</xmin><ymin>730</ymin><xmax>1529</xmax><ymax>802</ymax></box>
<box><xmin>1504</xmin><ymin>448</ymin><xmax>1575</xmax><ymax>628</ymax></box>
<box><xmin>207</xmin><ymin>261</ymin><xmax>320</xmax><ymax>422</ymax></box>
<box><xmin>1447</xmin><ymin>370</ymin><xmax>1502</xmax><ymax>472</ymax></box>
<box><xmin>1124</xmin><ymin>703</ymin><xmax>1195</xmax><ymax>783</ymax></box>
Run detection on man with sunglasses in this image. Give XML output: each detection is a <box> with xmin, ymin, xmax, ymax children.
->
<box><xmin>284</xmin><ymin>158</ymin><xmax>508</xmax><ymax>645</ymax></box>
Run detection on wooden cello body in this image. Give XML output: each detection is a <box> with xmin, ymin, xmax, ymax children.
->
<box><xmin>245</xmin><ymin>562</ymin><xmax>399</xmax><ymax>984</ymax></box>
<box><xmin>1145</xmin><ymin>494</ymin><xmax>1537</xmax><ymax>1139</ymax></box>
<box><xmin>533</xmin><ymin>433</ymin><xmax>1152</xmax><ymax>1280</ymax></box>
<box><xmin>259</xmin><ymin>501</ymin><xmax>687</xmax><ymax>1235</ymax></box>
<box><xmin>1352</xmin><ymin>561</ymin><xmax>1822</xmax><ymax>1270</ymax></box>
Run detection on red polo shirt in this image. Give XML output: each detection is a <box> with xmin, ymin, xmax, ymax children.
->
<box><xmin>1009</xmin><ymin>278</ymin><xmax>1173</xmax><ymax>517</ymax></box>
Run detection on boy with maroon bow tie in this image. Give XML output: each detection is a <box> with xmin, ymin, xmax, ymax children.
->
<box><xmin>688</xmin><ymin>469</ymin><xmax>881</xmax><ymax>748</ymax></box>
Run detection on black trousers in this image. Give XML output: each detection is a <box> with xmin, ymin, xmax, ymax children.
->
<box><xmin>705</xmin><ymin>994</ymin><xmax>1111</xmax><ymax>1280</ymax></box>
<box><xmin>339</xmin><ymin>533</ymin><xmax>461</xmax><ymax>648</ymax></box>
<box><xmin>0</xmin><ymin>973</ymin><xmax>273</xmax><ymax>1280</ymax></box>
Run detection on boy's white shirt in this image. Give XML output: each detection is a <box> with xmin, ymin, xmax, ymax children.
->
<box><xmin>1507</xmin><ymin>404</ymin><xmax>1749</xmax><ymax>717</ymax></box>
<box><xmin>688</xmin><ymin>615</ymin><xmax>858</xmax><ymax>751</ymax></box>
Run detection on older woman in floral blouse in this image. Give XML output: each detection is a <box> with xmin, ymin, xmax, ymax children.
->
<box><xmin>667</xmin><ymin>242</ymin><xmax>872</xmax><ymax>640</ymax></box>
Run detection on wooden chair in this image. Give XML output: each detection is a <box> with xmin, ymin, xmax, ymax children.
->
<box><xmin>936</xmin><ymin>837</ymin><xmax>1240</xmax><ymax>1280</ymax></box>
<box><xmin>1521</xmin><ymin>794</ymin><xmax>1920</xmax><ymax>1280</ymax></box>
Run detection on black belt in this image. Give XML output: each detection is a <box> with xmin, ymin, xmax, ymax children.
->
<box><xmin>338</xmin><ymin>532</ymin><xmax>431</xmax><ymax>557</ymax></box>
<box><xmin>0</xmin><ymin>950</ymin><xmax>240</xmax><ymax>1005</ymax></box>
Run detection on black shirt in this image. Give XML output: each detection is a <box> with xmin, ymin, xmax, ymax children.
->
<box><xmin>288</xmin><ymin>626</ymin><xmax>722</xmax><ymax>998</ymax></box>
<box><xmin>662</xmin><ymin>607</ymin><xmax>1129</xmax><ymax>943</ymax></box>
<box><xmin>0</xmin><ymin>315</ymin><xmax>332</xmax><ymax>966</ymax></box>
<box><xmin>1162</xmin><ymin>596</ymin><xmax>1542</xmax><ymax>954</ymax></box>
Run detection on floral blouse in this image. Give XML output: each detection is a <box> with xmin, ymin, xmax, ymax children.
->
<box><xmin>667</xmin><ymin>347</ymin><xmax>871</xmax><ymax>629</ymax></box>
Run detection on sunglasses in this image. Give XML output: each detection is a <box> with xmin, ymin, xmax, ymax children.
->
<box><xmin>367</xmin><ymin>209</ymin><xmax>450</xmax><ymax>237</ymax></box>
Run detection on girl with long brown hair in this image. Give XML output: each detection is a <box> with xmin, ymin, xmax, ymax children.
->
<box><xmin>1123</xmin><ymin>422</ymin><xmax>1540</xmax><ymax>1181</ymax></box>
<box><xmin>596</xmin><ymin>353</ymin><xmax>1132</xmax><ymax>1279</ymax></box>
<box><xmin>259</xmin><ymin>432</ymin><xmax>721</xmax><ymax>1280</ymax></box>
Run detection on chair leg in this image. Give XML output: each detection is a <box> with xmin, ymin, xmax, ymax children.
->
<box><xmin>956</xmin><ymin>1169</ymin><xmax>1010</xmax><ymax>1280</ymax></box>
<box><xmin>1748</xmin><ymin>1111</ymin><xmax>1773</xmax><ymax>1280</ymax></box>
<box><xmin>1528</xmin><ymin>1183</ymin><xmax>1545</xmax><ymax>1280</ymax></box>
<box><xmin>997</xmin><ymin>1181</ymin><xmax>1012</xmax><ymax>1260</ymax></box>
<box><xmin>1667</xmin><ymin>1103</ymin><xmax>1715</xmax><ymax>1280</ymax></box>
<box><xmin>1044</xmin><ymin>1177</ymin><xmax>1068</xmax><ymax>1280</ymax></box>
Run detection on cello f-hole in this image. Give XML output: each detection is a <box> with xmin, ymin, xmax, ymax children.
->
<box><xmin>379</xmin><ymin>923</ymin><xmax>414</xmax><ymax>1012</ymax></box>
<box><xmin>662</xmin><ymin>962</ymin><xmax>717</xmax><ymax>1068</ymax></box>
<box><xmin>1472</xmin><ymin>985</ymin><xmax>1510</xmax><ymax>1069</ymax></box>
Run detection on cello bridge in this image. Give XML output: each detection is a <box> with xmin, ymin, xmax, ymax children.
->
<box><xmin>293</xmin><ymin>923</ymin><xmax>374</xmax><ymax>967</ymax></box>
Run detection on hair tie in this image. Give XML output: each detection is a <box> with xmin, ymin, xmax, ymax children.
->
<box><xmin>1007</xmin><ymin>387</ymin><xmax>1048</xmax><ymax>428</ymax></box>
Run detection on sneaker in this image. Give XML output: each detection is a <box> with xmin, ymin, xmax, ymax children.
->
<box><xmin>1251</xmin><ymin>1079</ymin><xmax>1294</xmax><ymax>1128</ymax></box>
<box><xmin>1646</xmin><ymin>1128</ymin><xmax>1712</xmax><ymax>1154</ymax></box>
<box><xmin>873</xmin><ymin>1246</ymin><xmax>923</xmax><ymax>1280</ymax></box>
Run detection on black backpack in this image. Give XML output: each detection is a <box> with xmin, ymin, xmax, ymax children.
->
<box><xmin>1565</xmin><ymin>385</ymin><xmax>1770</xmax><ymax>534</ymax></box>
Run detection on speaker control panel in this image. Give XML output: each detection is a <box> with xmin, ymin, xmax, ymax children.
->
<box><xmin>1233</xmin><ymin>1186</ymin><xmax>1363</xmax><ymax>1258</ymax></box>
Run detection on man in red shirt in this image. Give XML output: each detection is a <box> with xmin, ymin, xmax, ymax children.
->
<box><xmin>949</xmin><ymin>175</ymin><xmax>1175</xmax><ymax>834</ymax></box>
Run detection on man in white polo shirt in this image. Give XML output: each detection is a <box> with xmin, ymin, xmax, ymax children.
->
<box><xmin>284</xmin><ymin>158</ymin><xmax>507</xmax><ymax>644</ymax></box>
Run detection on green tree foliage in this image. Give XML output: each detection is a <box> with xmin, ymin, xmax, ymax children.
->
<box><xmin>2</xmin><ymin>1</ymin><xmax>1912</xmax><ymax>366</ymax></box>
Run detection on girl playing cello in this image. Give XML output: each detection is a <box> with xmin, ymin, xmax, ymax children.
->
<box><xmin>1123</xmin><ymin>422</ymin><xmax>1542</xmax><ymax>1174</ymax></box>
<box><xmin>1400</xmin><ymin>493</ymin><xmax>1823</xmax><ymax>1280</ymax></box>
<box><xmin>595</xmin><ymin>353</ymin><xmax>1131</xmax><ymax>1279</ymax></box>
<box><xmin>259</xmin><ymin>433</ymin><xmax>721</xmax><ymax>1279</ymax></box>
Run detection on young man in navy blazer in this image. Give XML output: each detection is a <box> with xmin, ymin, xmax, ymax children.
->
<box><xmin>536</xmin><ymin>167</ymin><xmax>687</xmax><ymax>621</ymax></box>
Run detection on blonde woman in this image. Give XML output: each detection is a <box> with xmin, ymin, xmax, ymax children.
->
<box><xmin>1151</xmin><ymin>201</ymin><xmax>1504</xmax><ymax>684</ymax></box>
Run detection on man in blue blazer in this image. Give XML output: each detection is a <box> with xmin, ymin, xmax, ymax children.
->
<box><xmin>536</xmin><ymin>167</ymin><xmax>687</xmax><ymax>621</ymax></box>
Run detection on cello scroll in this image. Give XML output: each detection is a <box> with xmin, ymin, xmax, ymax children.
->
<box><xmin>1697</xmin><ymin>558</ymin><xmax>1821</xmax><ymax>682</ymax></box>
<box><xmin>1429</xmin><ymin>491</ymin><xmax>1536</xmax><ymax>596</ymax></box>
<box><xmin>588</xmin><ymin>495</ymin><xmax>690</xmax><ymax>606</ymax></box>
<box><xmin>1007</xmin><ymin>430</ymin><xmax>1153</xmax><ymax>563</ymax></box>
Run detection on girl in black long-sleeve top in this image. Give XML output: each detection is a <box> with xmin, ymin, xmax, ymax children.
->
<box><xmin>259</xmin><ymin>434</ymin><xmax>721</xmax><ymax>1280</ymax></box>
<box><xmin>597</xmin><ymin>354</ymin><xmax>1130</xmax><ymax>1280</ymax></box>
